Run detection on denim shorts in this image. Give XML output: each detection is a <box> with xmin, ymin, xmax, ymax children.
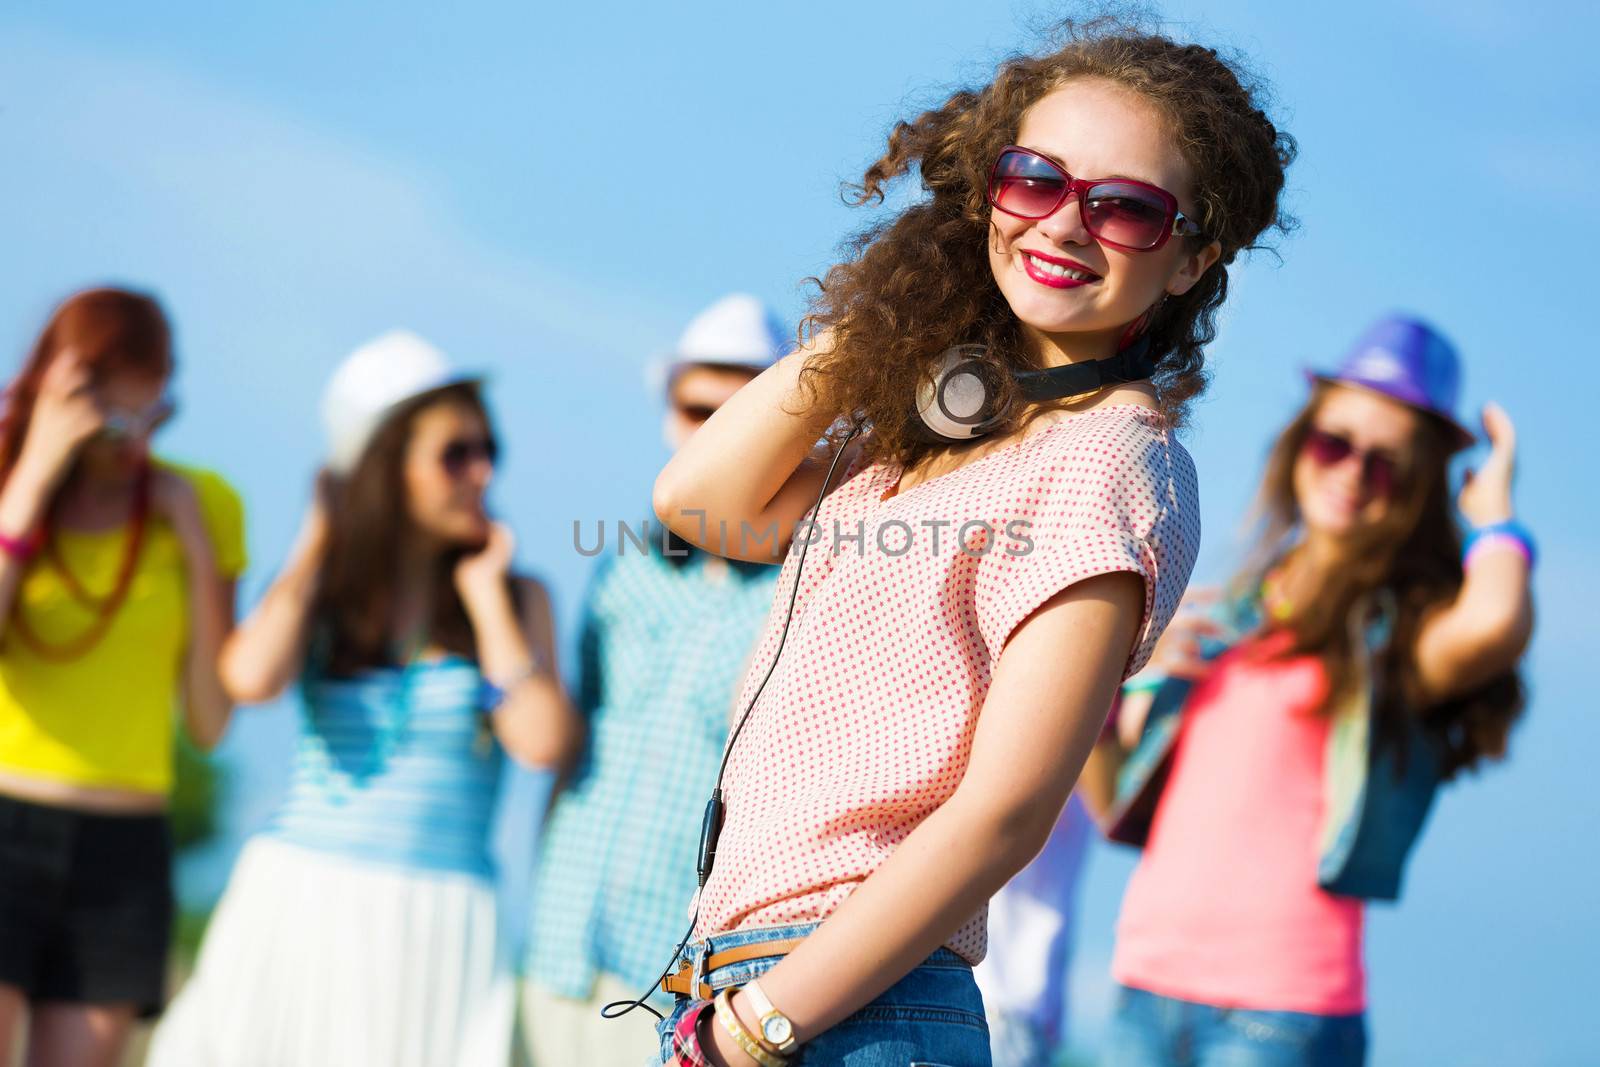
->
<box><xmin>1106</xmin><ymin>984</ymin><xmax>1366</xmax><ymax>1067</ymax></box>
<box><xmin>654</xmin><ymin>921</ymin><xmax>992</xmax><ymax>1066</ymax></box>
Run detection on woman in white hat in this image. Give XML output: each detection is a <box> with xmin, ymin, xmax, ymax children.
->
<box><xmin>148</xmin><ymin>331</ymin><xmax>583</xmax><ymax>1067</ymax></box>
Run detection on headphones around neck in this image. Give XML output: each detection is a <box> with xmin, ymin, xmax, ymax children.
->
<box><xmin>912</xmin><ymin>333</ymin><xmax>1158</xmax><ymax>444</ymax></box>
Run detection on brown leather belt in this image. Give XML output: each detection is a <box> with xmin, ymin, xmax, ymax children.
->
<box><xmin>659</xmin><ymin>937</ymin><xmax>805</xmax><ymax>999</ymax></box>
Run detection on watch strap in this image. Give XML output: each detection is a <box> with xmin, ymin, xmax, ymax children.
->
<box><xmin>713</xmin><ymin>989</ymin><xmax>788</xmax><ymax>1067</ymax></box>
<box><xmin>742</xmin><ymin>978</ymin><xmax>799</xmax><ymax>1054</ymax></box>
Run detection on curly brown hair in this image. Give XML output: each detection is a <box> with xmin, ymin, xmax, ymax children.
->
<box><xmin>794</xmin><ymin>14</ymin><xmax>1297</xmax><ymax>469</ymax></box>
<box><xmin>1240</xmin><ymin>385</ymin><xmax>1525</xmax><ymax>779</ymax></box>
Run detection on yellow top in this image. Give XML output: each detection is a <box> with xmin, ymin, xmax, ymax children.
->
<box><xmin>0</xmin><ymin>461</ymin><xmax>247</xmax><ymax>795</ymax></box>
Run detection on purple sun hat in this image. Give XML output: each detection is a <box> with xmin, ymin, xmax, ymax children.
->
<box><xmin>1307</xmin><ymin>314</ymin><xmax>1475</xmax><ymax>452</ymax></box>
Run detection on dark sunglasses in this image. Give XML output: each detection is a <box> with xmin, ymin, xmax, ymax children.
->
<box><xmin>674</xmin><ymin>402</ymin><xmax>718</xmax><ymax>424</ymax></box>
<box><xmin>987</xmin><ymin>145</ymin><xmax>1203</xmax><ymax>253</ymax></box>
<box><xmin>1301</xmin><ymin>427</ymin><xmax>1401</xmax><ymax>498</ymax></box>
<box><xmin>440</xmin><ymin>437</ymin><xmax>500</xmax><ymax>477</ymax></box>
<box><xmin>100</xmin><ymin>396</ymin><xmax>177</xmax><ymax>440</ymax></box>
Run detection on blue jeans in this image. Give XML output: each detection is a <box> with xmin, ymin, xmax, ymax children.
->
<box><xmin>1105</xmin><ymin>986</ymin><xmax>1366</xmax><ymax>1067</ymax></box>
<box><xmin>655</xmin><ymin>921</ymin><xmax>992</xmax><ymax>1066</ymax></box>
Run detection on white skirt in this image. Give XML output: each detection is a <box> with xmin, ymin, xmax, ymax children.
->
<box><xmin>147</xmin><ymin>835</ymin><xmax>515</xmax><ymax>1067</ymax></box>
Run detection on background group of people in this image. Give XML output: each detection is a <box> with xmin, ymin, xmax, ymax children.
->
<box><xmin>0</xmin><ymin>286</ymin><xmax>1534</xmax><ymax>1067</ymax></box>
<box><xmin>0</xmin><ymin>19</ymin><xmax>1536</xmax><ymax>1067</ymax></box>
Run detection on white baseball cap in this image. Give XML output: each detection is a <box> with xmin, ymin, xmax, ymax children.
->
<box><xmin>643</xmin><ymin>293</ymin><xmax>790</xmax><ymax>393</ymax></box>
<box><xmin>321</xmin><ymin>329</ymin><xmax>483</xmax><ymax>474</ymax></box>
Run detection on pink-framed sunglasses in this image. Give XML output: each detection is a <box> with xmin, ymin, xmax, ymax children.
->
<box><xmin>987</xmin><ymin>145</ymin><xmax>1203</xmax><ymax>253</ymax></box>
<box><xmin>1300</xmin><ymin>426</ymin><xmax>1402</xmax><ymax>499</ymax></box>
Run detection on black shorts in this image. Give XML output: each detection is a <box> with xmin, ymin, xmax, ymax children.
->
<box><xmin>0</xmin><ymin>791</ymin><xmax>173</xmax><ymax>1016</ymax></box>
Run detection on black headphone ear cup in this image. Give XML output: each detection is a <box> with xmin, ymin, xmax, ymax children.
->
<box><xmin>914</xmin><ymin>346</ymin><xmax>1008</xmax><ymax>443</ymax></box>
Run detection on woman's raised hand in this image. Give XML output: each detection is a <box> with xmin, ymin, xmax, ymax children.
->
<box><xmin>294</xmin><ymin>469</ymin><xmax>336</xmax><ymax>560</ymax></box>
<box><xmin>1457</xmin><ymin>402</ymin><xmax>1517</xmax><ymax>527</ymax></box>
<box><xmin>16</xmin><ymin>348</ymin><xmax>105</xmax><ymax>486</ymax></box>
<box><xmin>453</xmin><ymin>521</ymin><xmax>515</xmax><ymax>609</ymax></box>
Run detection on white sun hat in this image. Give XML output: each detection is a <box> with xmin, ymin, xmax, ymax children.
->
<box><xmin>642</xmin><ymin>293</ymin><xmax>790</xmax><ymax>393</ymax></box>
<box><xmin>321</xmin><ymin>329</ymin><xmax>483</xmax><ymax>475</ymax></box>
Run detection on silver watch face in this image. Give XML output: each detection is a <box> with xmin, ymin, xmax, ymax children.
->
<box><xmin>762</xmin><ymin>1015</ymin><xmax>793</xmax><ymax>1044</ymax></box>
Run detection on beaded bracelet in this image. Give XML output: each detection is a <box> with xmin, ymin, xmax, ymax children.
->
<box><xmin>0</xmin><ymin>526</ymin><xmax>43</xmax><ymax>562</ymax></box>
<box><xmin>1463</xmin><ymin>519</ymin><xmax>1536</xmax><ymax>570</ymax></box>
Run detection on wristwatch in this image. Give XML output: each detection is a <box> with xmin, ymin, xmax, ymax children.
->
<box><xmin>742</xmin><ymin>978</ymin><xmax>798</xmax><ymax>1055</ymax></box>
<box><xmin>713</xmin><ymin>990</ymin><xmax>786</xmax><ymax>1067</ymax></box>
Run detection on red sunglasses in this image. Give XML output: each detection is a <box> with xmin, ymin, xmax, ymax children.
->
<box><xmin>987</xmin><ymin>145</ymin><xmax>1203</xmax><ymax>253</ymax></box>
<box><xmin>1301</xmin><ymin>427</ymin><xmax>1401</xmax><ymax>498</ymax></box>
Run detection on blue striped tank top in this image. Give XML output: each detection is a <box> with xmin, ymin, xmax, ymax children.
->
<box><xmin>268</xmin><ymin>655</ymin><xmax>502</xmax><ymax>877</ymax></box>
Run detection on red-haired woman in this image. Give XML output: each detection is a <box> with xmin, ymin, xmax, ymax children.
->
<box><xmin>0</xmin><ymin>287</ymin><xmax>244</xmax><ymax>1067</ymax></box>
<box><xmin>1087</xmin><ymin>316</ymin><xmax>1534</xmax><ymax>1066</ymax></box>
<box><xmin>647</xmin><ymin>17</ymin><xmax>1295</xmax><ymax>1067</ymax></box>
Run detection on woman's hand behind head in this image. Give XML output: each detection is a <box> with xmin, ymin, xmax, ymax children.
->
<box><xmin>16</xmin><ymin>348</ymin><xmax>105</xmax><ymax>486</ymax></box>
<box><xmin>1457</xmin><ymin>403</ymin><xmax>1518</xmax><ymax>527</ymax></box>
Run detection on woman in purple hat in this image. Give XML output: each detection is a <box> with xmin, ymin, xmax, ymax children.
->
<box><xmin>1083</xmin><ymin>314</ymin><xmax>1534</xmax><ymax>1065</ymax></box>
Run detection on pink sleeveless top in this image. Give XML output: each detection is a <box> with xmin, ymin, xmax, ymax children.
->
<box><xmin>695</xmin><ymin>406</ymin><xmax>1200</xmax><ymax>963</ymax></box>
<box><xmin>1112</xmin><ymin>635</ymin><xmax>1367</xmax><ymax>1014</ymax></box>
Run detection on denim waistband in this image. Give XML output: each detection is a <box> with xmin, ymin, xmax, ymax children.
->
<box><xmin>677</xmin><ymin>921</ymin><xmax>973</xmax><ymax>999</ymax></box>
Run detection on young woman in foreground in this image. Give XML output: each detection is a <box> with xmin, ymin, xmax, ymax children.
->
<box><xmin>1089</xmin><ymin>316</ymin><xmax>1533</xmax><ymax>1067</ymax></box>
<box><xmin>649</xmin><ymin>21</ymin><xmax>1296</xmax><ymax>1066</ymax></box>
<box><xmin>0</xmin><ymin>288</ymin><xmax>242</xmax><ymax>1067</ymax></box>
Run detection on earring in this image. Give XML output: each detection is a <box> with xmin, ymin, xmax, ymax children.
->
<box><xmin>1118</xmin><ymin>294</ymin><xmax>1169</xmax><ymax>350</ymax></box>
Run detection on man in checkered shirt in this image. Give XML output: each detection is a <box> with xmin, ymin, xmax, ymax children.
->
<box><xmin>519</xmin><ymin>296</ymin><xmax>786</xmax><ymax>1067</ymax></box>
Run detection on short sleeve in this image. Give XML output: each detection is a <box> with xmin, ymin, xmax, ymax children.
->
<box><xmin>178</xmin><ymin>466</ymin><xmax>249</xmax><ymax>580</ymax></box>
<box><xmin>972</xmin><ymin>418</ymin><xmax>1197</xmax><ymax>680</ymax></box>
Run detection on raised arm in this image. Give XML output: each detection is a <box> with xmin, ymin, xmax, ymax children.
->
<box><xmin>219</xmin><ymin>480</ymin><xmax>328</xmax><ymax>704</ymax></box>
<box><xmin>705</xmin><ymin>571</ymin><xmax>1146</xmax><ymax>1064</ymax></box>
<box><xmin>652</xmin><ymin>335</ymin><xmax>864</xmax><ymax>564</ymax></box>
<box><xmin>1412</xmin><ymin>403</ymin><xmax>1534</xmax><ymax>703</ymax></box>
<box><xmin>455</xmin><ymin>525</ymin><xmax>584</xmax><ymax>771</ymax></box>
<box><xmin>0</xmin><ymin>350</ymin><xmax>105</xmax><ymax>638</ymax></box>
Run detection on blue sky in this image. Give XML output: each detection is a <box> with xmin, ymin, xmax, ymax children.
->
<box><xmin>2</xmin><ymin>3</ymin><xmax>1595</xmax><ymax>1063</ymax></box>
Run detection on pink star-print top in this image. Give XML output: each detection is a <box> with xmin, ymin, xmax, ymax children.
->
<box><xmin>695</xmin><ymin>404</ymin><xmax>1201</xmax><ymax>963</ymax></box>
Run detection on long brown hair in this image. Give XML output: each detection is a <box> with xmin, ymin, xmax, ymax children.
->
<box><xmin>0</xmin><ymin>286</ymin><xmax>173</xmax><ymax>483</ymax></box>
<box><xmin>312</xmin><ymin>383</ymin><xmax>504</xmax><ymax>676</ymax></box>
<box><xmin>1239</xmin><ymin>384</ymin><xmax>1524</xmax><ymax>778</ymax></box>
<box><xmin>794</xmin><ymin>14</ymin><xmax>1297</xmax><ymax>469</ymax></box>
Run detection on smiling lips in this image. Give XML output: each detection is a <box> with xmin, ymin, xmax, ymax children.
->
<box><xmin>1020</xmin><ymin>249</ymin><xmax>1102</xmax><ymax>289</ymax></box>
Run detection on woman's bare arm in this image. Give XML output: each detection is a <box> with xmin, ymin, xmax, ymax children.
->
<box><xmin>219</xmin><ymin>490</ymin><xmax>327</xmax><ymax>704</ymax></box>
<box><xmin>1412</xmin><ymin>404</ymin><xmax>1534</xmax><ymax>702</ymax></box>
<box><xmin>703</xmin><ymin>571</ymin><xmax>1146</xmax><ymax>1064</ymax></box>
<box><xmin>153</xmin><ymin>470</ymin><xmax>239</xmax><ymax>749</ymax></box>
<box><xmin>476</xmin><ymin>573</ymin><xmax>583</xmax><ymax>771</ymax></box>
<box><xmin>0</xmin><ymin>350</ymin><xmax>105</xmax><ymax>640</ymax></box>
<box><xmin>653</xmin><ymin>336</ymin><xmax>864</xmax><ymax>564</ymax></box>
